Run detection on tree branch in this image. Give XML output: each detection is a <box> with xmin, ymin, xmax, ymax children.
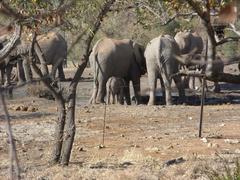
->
<box><xmin>216</xmin><ymin>36</ymin><xmax>240</xmax><ymax>46</ymax></box>
<box><xmin>0</xmin><ymin>24</ymin><xmax>21</xmax><ymax>63</ymax></box>
<box><xmin>0</xmin><ymin>90</ymin><xmax>20</xmax><ymax>180</ymax></box>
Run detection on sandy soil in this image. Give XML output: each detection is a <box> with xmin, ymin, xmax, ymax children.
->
<box><xmin>0</xmin><ymin>66</ymin><xmax>240</xmax><ymax>180</ymax></box>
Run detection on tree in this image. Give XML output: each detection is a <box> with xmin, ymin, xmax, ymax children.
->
<box><xmin>135</xmin><ymin>0</ymin><xmax>240</xmax><ymax>83</ymax></box>
<box><xmin>0</xmin><ymin>0</ymin><xmax>116</xmax><ymax>168</ymax></box>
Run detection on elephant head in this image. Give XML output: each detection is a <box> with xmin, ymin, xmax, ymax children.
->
<box><xmin>132</xmin><ymin>42</ymin><xmax>146</xmax><ymax>75</ymax></box>
<box><xmin>174</xmin><ymin>31</ymin><xmax>203</xmax><ymax>55</ymax></box>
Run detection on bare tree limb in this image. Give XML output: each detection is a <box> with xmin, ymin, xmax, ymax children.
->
<box><xmin>0</xmin><ymin>90</ymin><xmax>20</xmax><ymax>180</ymax></box>
<box><xmin>216</xmin><ymin>36</ymin><xmax>240</xmax><ymax>46</ymax></box>
<box><xmin>0</xmin><ymin>0</ymin><xmax>75</xmax><ymax>26</ymax></box>
<box><xmin>226</xmin><ymin>23</ymin><xmax>240</xmax><ymax>36</ymax></box>
<box><xmin>0</xmin><ymin>25</ymin><xmax>21</xmax><ymax>63</ymax></box>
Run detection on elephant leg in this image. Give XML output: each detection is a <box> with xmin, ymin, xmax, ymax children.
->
<box><xmin>160</xmin><ymin>69</ymin><xmax>172</xmax><ymax>106</ymax></box>
<box><xmin>1</xmin><ymin>67</ymin><xmax>5</xmax><ymax>85</ymax></box>
<box><xmin>57</xmin><ymin>63</ymin><xmax>65</xmax><ymax>81</ymax></box>
<box><xmin>173</xmin><ymin>75</ymin><xmax>185</xmax><ymax>104</ymax></box>
<box><xmin>213</xmin><ymin>82</ymin><xmax>221</xmax><ymax>93</ymax></box>
<box><xmin>96</xmin><ymin>79</ymin><xmax>107</xmax><ymax>103</ymax></box>
<box><xmin>124</xmin><ymin>81</ymin><xmax>131</xmax><ymax>105</ymax></box>
<box><xmin>159</xmin><ymin>75</ymin><xmax>165</xmax><ymax>103</ymax></box>
<box><xmin>17</xmin><ymin>60</ymin><xmax>25</xmax><ymax>85</ymax></box>
<box><xmin>113</xmin><ymin>93</ymin><xmax>116</xmax><ymax>104</ymax></box>
<box><xmin>106</xmin><ymin>88</ymin><xmax>110</xmax><ymax>105</ymax></box>
<box><xmin>183</xmin><ymin>76</ymin><xmax>190</xmax><ymax>89</ymax></box>
<box><xmin>51</xmin><ymin>65</ymin><xmax>58</xmax><ymax>80</ymax></box>
<box><xmin>119</xmin><ymin>88</ymin><xmax>124</xmax><ymax>105</ymax></box>
<box><xmin>148</xmin><ymin>71</ymin><xmax>157</xmax><ymax>105</ymax></box>
<box><xmin>89</xmin><ymin>81</ymin><xmax>98</xmax><ymax>104</ymax></box>
<box><xmin>22</xmin><ymin>57</ymin><xmax>32</xmax><ymax>82</ymax></box>
<box><xmin>132</xmin><ymin>77</ymin><xmax>141</xmax><ymax>105</ymax></box>
<box><xmin>4</xmin><ymin>64</ymin><xmax>12</xmax><ymax>86</ymax></box>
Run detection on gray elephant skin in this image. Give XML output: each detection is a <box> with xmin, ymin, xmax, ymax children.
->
<box><xmin>174</xmin><ymin>31</ymin><xmax>223</xmax><ymax>92</ymax></box>
<box><xmin>89</xmin><ymin>38</ymin><xmax>146</xmax><ymax>105</ymax></box>
<box><xmin>174</xmin><ymin>31</ymin><xmax>204</xmax><ymax>90</ymax></box>
<box><xmin>0</xmin><ymin>28</ymin><xmax>67</xmax><ymax>85</ymax></box>
<box><xmin>106</xmin><ymin>76</ymin><xmax>126</xmax><ymax>105</ymax></box>
<box><xmin>15</xmin><ymin>31</ymin><xmax>67</xmax><ymax>82</ymax></box>
<box><xmin>144</xmin><ymin>34</ymin><xmax>185</xmax><ymax>105</ymax></box>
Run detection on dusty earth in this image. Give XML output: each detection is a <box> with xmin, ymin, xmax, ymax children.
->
<box><xmin>1</xmin><ymin>66</ymin><xmax>240</xmax><ymax>180</ymax></box>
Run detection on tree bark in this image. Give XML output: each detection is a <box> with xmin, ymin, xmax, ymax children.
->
<box><xmin>60</xmin><ymin>0</ymin><xmax>116</xmax><ymax>166</ymax></box>
<box><xmin>29</xmin><ymin>33</ymin><xmax>66</xmax><ymax>164</ymax></box>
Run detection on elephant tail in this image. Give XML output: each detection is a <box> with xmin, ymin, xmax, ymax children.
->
<box><xmin>156</xmin><ymin>37</ymin><xmax>165</xmax><ymax>71</ymax></box>
<box><xmin>93</xmin><ymin>53</ymin><xmax>100</xmax><ymax>88</ymax></box>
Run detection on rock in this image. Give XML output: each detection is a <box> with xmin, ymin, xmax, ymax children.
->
<box><xmin>145</xmin><ymin>147</ymin><xmax>160</xmax><ymax>152</ymax></box>
<box><xmin>131</xmin><ymin>144</ymin><xmax>140</xmax><ymax>148</ymax></box>
<box><xmin>224</xmin><ymin>139</ymin><xmax>240</xmax><ymax>144</ymax></box>
<box><xmin>235</xmin><ymin>149</ymin><xmax>240</xmax><ymax>154</ymax></box>
<box><xmin>212</xmin><ymin>143</ymin><xmax>219</xmax><ymax>148</ymax></box>
<box><xmin>27</xmin><ymin>106</ymin><xmax>38</xmax><ymax>112</ymax></box>
<box><xmin>21</xmin><ymin>106</ymin><xmax>28</xmax><ymax>111</ymax></box>
<box><xmin>201</xmin><ymin>138</ymin><xmax>208</xmax><ymax>143</ymax></box>
<box><xmin>166</xmin><ymin>145</ymin><xmax>174</xmax><ymax>149</ymax></box>
<box><xmin>219</xmin><ymin>123</ymin><xmax>225</xmax><ymax>127</ymax></box>
<box><xmin>120</xmin><ymin>134</ymin><xmax>125</xmax><ymax>137</ymax></box>
<box><xmin>207</xmin><ymin>143</ymin><xmax>213</xmax><ymax>147</ymax></box>
<box><xmin>15</xmin><ymin>106</ymin><xmax>21</xmax><ymax>111</ymax></box>
<box><xmin>77</xmin><ymin>147</ymin><xmax>85</xmax><ymax>152</ymax></box>
<box><xmin>97</xmin><ymin>144</ymin><xmax>105</xmax><ymax>149</ymax></box>
<box><xmin>85</xmin><ymin>109</ymin><xmax>90</xmax><ymax>113</ymax></box>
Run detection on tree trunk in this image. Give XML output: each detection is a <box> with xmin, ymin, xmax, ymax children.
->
<box><xmin>60</xmin><ymin>0</ymin><xmax>116</xmax><ymax>166</ymax></box>
<box><xmin>29</xmin><ymin>33</ymin><xmax>66</xmax><ymax>163</ymax></box>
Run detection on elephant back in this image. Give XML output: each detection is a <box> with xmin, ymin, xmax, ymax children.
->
<box><xmin>160</xmin><ymin>34</ymin><xmax>180</xmax><ymax>57</ymax></box>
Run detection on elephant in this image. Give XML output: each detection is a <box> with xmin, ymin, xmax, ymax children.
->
<box><xmin>174</xmin><ymin>30</ymin><xmax>204</xmax><ymax>90</ymax></box>
<box><xmin>106</xmin><ymin>76</ymin><xmax>126</xmax><ymax>105</ymax></box>
<box><xmin>0</xmin><ymin>27</ymin><xmax>67</xmax><ymax>85</ymax></box>
<box><xmin>89</xmin><ymin>38</ymin><xmax>146</xmax><ymax>105</ymax></box>
<box><xmin>175</xmin><ymin>30</ymin><xmax>224</xmax><ymax>92</ymax></box>
<box><xmin>144</xmin><ymin>34</ymin><xmax>185</xmax><ymax>105</ymax></box>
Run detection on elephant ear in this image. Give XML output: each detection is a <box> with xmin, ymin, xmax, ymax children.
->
<box><xmin>132</xmin><ymin>42</ymin><xmax>146</xmax><ymax>75</ymax></box>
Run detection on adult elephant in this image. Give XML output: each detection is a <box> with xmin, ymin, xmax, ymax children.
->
<box><xmin>174</xmin><ymin>31</ymin><xmax>222</xmax><ymax>92</ymax></box>
<box><xmin>174</xmin><ymin>31</ymin><xmax>204</xmax><ymax>90</ymax></box>
<box><xmin>0</xmin><ymin>28</ymin><xmax>66</xmax><ymax>84</ymax></box>
<box><xmin>145</xmin><ymin>34</ymin><xmax>185</xmax><ymax>105</ymax></box>
<box><xmin>89</xmin><ymin>38</ymin><xmax>146</xmax><ymax>105</ymax></box>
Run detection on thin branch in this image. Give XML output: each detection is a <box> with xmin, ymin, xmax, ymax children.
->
<box><xmin>160</xmin><ymin>12</ymin><xmax>195</xmax><ymax>26</ymax></box>
<box><xmin>0</xmin><ymin>0</ymin><xmax>75</xmax><ymax>26</ymax></box>
<box><xmin>216</xmin><ymin>36</ymin><xmax>240</xmax><ymax>46</ymax></box>
<box><xmin>226</xmin><ymin>23</ymin><xmax>240</xmax><ymax>36</ymax></box>
<box><xmin>0</xmin><ymin>90</ymin><xmax>20</xmax><ymax>180</ymax></box>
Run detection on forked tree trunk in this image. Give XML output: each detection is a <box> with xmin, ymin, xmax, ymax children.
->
<box><xmin>60</xmin><ymin>0</ymin><xmax>116</xmax><ymax>165</ymax></box>
<box><xmin>29</xmin><ymin>33</ymin><xmax>66</xmax><ymax>163</ymax></box>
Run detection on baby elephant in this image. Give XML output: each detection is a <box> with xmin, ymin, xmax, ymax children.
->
<box><xmin>106</xmin><ymin>77</ymin><xmax>126</xmax><ymax>105</ymax></box>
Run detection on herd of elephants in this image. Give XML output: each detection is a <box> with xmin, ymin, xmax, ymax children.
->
<box><xmin>0</xmin><ymin>25</ymin><xmax>226</xmax><ymax>106</ymax></box>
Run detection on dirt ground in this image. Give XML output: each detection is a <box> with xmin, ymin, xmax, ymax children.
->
<box><xmin>1</xmin><ymin>66</ymin><xmax>240</xmax><ymax>180</ymax></box>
